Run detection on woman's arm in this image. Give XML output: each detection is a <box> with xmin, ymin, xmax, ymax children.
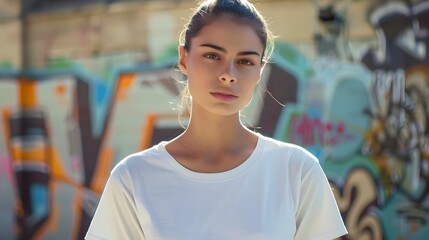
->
<box><xmin>294</xmin><ymin>158</ymin><xmax>347</xmax><ymax>240</ymax></box>
<box><xmin>85</xmin><ymin>166</ymin><xmax>145</xmax><ymax>240</ymax></box>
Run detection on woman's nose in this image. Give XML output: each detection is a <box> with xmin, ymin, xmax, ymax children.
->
<box><xmin>219</xmin><ymin>64</ymin><xmax>236</xmax><ymax>83</ymax></box>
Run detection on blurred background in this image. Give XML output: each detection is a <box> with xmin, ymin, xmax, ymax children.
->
<box><xmin>0</xmin><ymin>0</ymin><xmax>428</xmax><ymax>239</ymax></box>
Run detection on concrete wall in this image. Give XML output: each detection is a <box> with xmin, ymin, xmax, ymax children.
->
<box><xmin>0</xmin><ymin>0</ymin><xmax>373</xmax><ymax>68</ymax></box>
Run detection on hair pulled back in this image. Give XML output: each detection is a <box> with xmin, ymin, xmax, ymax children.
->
<box><xmin>180</xmin><ymin>0</ymin><xmax>274</xmax><ymax>61</ymax></box>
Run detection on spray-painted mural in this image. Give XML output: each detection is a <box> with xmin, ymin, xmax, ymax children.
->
<box><xmin>1</xmin><ymin>0</ymin><xmax>429</xmax><ymax>239</ymax></box>
<box><xmin>276</xmin><ymin>1</ymin><xmax>429</xmax><ymax>239</ymax></box>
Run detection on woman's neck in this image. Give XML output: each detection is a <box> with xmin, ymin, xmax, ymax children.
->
<box><xmin>185</xmin><ymin>111</ymin><xmax>249</xmax><ymax>153</ymax></box>
<box><xmin>164</xmin><ymin>101</ymin><xmax>260</xmax><ymax>173</ymax></box>
<box><xmin>170</xmin><ymin>107</ymin><xmax>257</xmax><ymax>160</ymax></box>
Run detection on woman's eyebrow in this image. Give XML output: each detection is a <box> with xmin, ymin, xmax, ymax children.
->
<box><xmin>199</xmin><ymin>43</ymin><xmax>261</xmax><ymax>57</ymax></box>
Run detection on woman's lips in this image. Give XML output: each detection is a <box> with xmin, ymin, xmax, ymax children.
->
<box><xmin>210</xmin><ymin>92</ymin><xmax>238</xmax><ymax>101</ymax></box>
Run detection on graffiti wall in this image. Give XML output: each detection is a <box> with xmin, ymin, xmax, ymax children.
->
<box><xmin>1</xmin><ymin>0</ymin><xmax>429</xmax><ymax>239</ymax></box>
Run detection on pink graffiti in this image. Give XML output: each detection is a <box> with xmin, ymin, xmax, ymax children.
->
<box><xmin>0</xmin><ymin>154</ymin><xmax>15</xmax><ymax>189</ymax></box>
<box><xmin>71</xmin><ymin>155</ymin><xmax>81</xmax><ymax>172</ymax></box>
<box><xmin>290</xmin><ymin>114</ymin><xmax>352</xmax><ymax>146</ymax></box>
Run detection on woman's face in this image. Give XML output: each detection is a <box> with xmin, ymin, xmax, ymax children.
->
<box><xmin>179</xmin><ymin>15</ymin><xmax>265</xmax><ymax>116</ymax></box>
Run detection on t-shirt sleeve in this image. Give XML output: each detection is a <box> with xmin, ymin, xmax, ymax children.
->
<box><xmin>294</xmin><ymin>157</ymin><xmax>347</xmax><ymax>240</ymax></box>
<box><xmin>85</xmin><ymin>165</ymin><xmax>145</xmax><ymax>240</ymax></box>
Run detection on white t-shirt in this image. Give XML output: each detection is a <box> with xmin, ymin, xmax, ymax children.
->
<box><xmin>86</xmin><ymin>134</ymin><xmax>347</xmax><ymax>240</ymax></box>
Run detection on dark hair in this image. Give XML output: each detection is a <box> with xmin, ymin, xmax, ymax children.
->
<box><xmin>177</xmin><ymin>0</ymin><xmax>274</xmax><ymax>120</ymax></box>
<box><xmin>180</xmin><ymin>0</ymin><xmax>274</xmax><ymax>61</ymax></box>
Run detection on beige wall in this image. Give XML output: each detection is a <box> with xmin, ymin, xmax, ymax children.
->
<box><xmin>0</xmin><ymin>0</ymin><xmax>20</xmax><ymax>66</ymax></box>
<box><xmin>0</xmin><ymin>0</ymin><xmax>19</xmax><ymax>18</ymax></box>
<box><xmin>0</xmin><ymin>0</ymin><xmax>374</xmax><ymax>68</ymax></box>
<box><xmin>0</xmin><ymin>20</ymin><xmax>21</xmax><ymax>67</ymax></box>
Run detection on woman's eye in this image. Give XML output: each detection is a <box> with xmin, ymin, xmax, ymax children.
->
<box><xmin>204</xmin><ymin>53</ymin><xmax>220</xmax><ymax>60</ymax></box>
<box><xmin>238</xmin><ymin>59</ymin><xmax>255</xmax><ymax>66</ymax></box>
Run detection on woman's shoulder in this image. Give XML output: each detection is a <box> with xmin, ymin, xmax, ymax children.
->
<box><xmin>260</xmin><ymin>134</ymin><xmax>315</xmax><ymax>156</ymax></box>
<box><xmin>258</xmin><ymin>134</ymin><xmax>319</xmax><ymax>166</ymax></box>
<box><xmin>110</xmin><ymin>142</ymin><xmax>169</xmax><ymax>177</ymax></box>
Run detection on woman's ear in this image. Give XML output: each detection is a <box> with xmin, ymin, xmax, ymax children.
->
<box><xmin>178</xmin><ymin>45</ymin><xmax>188</xmax><ymax>75</ymax></box>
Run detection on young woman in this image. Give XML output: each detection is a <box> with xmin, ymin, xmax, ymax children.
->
<box><xmin>86</xmin><ymin>0</ymin><xmax>348</xmax><ymax>239</ymax></box>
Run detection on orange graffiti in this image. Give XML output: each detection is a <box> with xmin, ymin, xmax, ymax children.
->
<box><xmin>90</xmin><ymin>147</ymin><xmax>113</xmax><ymax>194</ymax></box>
<box><xmin>139</xmin><ymin>113</ymin><xmax>186</xmax><ymax>150</ymax></box>
<box><xmin>116</xmin><ymin>73</ymin><xmax>135</xmax><ymax>101</ymax></box>
<box><xmin>55</xmin><ymin>83</ymin><xmax>66</xmax><ymax>96</ymax></box>
<box><xmin>18</xmin><ymin>78</ymin><xmax>37</xmax><ymax>108</ymax></box>
<box><xmin>50</xmin><ymin>146</ymin><xmax>81</xmax><ymax>189</ymax></box>
<box><xmin>332</xmin><ymin>168</ymin><xmax>383</xmax><ymax>240</ymax></box>
<box><xmin>1</xmin><ymin>108</ymin><xmax>12</xmax><ymax>156</ymax></box>
<box><xmin>140</xmin><ymin>113</ymin><xmax>158</xmax><ymax>150</ymax></box>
